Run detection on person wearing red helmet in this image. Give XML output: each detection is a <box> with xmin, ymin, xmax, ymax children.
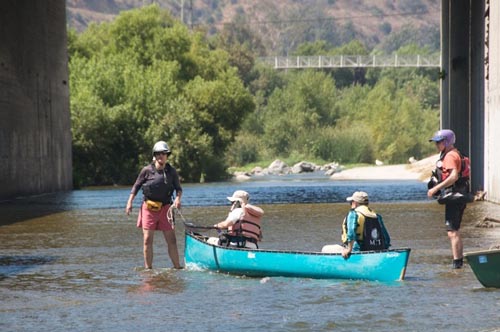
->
<box><xmin>427</xmin><ymin>129</ymin><xmax>470</xmax><ymax>269</ymax></box>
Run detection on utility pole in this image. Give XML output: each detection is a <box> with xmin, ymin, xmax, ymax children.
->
<box><xmin>180</xmin><ymin>0</ymin><xmax>184</xmax><ymax>24</ymax></box>
<box><xmin>189</xmin><ymin>0</ymin><xmax>193</xmax><ymax>30</ymax></box>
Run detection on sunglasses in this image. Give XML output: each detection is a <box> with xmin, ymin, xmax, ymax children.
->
<box><xmin>155</xmin><ymin>152</ymin><xmax>169</xmax><ymax>156</ymax></box>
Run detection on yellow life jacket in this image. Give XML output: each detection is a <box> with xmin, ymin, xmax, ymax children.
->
<box><xmin>228</xmin><ymin>204</ymin><xmax>264</xmax><ymax>243</ymax></box>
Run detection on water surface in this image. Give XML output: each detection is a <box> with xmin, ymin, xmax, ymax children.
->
<box><xmin>1</xmin><ymin>177</ymin><xmax>500</xmax><ymax>332</ymax></box>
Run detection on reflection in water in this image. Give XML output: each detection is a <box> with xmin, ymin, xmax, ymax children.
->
<box><xmin>0</xmin><ymin>255</ymin><xmax>56</xmax><ymax>281</ymax></box>
<box><xmin>128</xmin><ymin>268</ymin><xmax>185</xmax><ymax>294</ymax></box>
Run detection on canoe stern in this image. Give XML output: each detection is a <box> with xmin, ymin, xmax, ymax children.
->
<box><xmin>465</xmin><ymin>249</ymin><xmax>500</xmax><ymax>288</ymax></box>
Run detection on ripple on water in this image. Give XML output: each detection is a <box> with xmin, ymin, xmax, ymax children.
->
<box><xmin>2</xmin><ymin>185</ymin><xmax>500</xmax><ymax>332</ymax></box>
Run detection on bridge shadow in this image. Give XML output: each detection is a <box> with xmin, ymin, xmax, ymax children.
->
<box><xmin>0</xmin><ymin>187</ymin><xmax>129</xmax><ymax>226</ymax></box>
<box><xmin>0</xmin><ymin>192</ymin><xmax>72</xmax><ymax>226</ymax></box>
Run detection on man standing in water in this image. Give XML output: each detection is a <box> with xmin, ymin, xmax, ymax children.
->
<box><xmin>427</xmin><ymin>129</ymin><xmax>470</xmax><ymax>269</ymax></box>
<box><xmin>126</xmin><ymin>141</ymin><xmax>183</xmax><ymax>269</ymax></box>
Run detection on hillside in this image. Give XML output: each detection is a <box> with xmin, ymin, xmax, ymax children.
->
<box><xmin>66</xmin><ymin>0</ymin><xmax>441</xmax><ymax>55</ymax></box>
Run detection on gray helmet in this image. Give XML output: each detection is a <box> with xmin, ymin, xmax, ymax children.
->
<box><xmin>152</xmin><ymin>141</ymin><xmax>171</xmax><ymax>156</ymax></box>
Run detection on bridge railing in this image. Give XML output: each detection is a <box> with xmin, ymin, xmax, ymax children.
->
<box><xmin>258</xmin><ymin>54</ymin><xmax>441</xmax><ymax>69</ymax></box>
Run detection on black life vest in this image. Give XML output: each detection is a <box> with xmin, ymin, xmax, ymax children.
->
<box><xmin>360</xmin><ymin>213</ymin><xmax>386</xmax><ymax>251</ymax></box>
<box><xmin>142</xmin><ymin>163</ymin><xmax>175</xmax><ymax>204</ymax></box>
<box><xmin>342</xmin><ymin>206</ymin><xmax>386</xmax><ymax>251</ymax></box>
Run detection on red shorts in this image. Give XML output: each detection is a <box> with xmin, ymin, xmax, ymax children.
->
<box><xmin>137</xmin><ymin>202</ymin><xmax>173</xmax><ymax>231</ymax></box>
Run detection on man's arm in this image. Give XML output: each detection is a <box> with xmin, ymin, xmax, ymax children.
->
<box><xmin>342</xmin><ymin>211</ymin><xmax>357</xmax><ymax>258</ymax></box>
<box><xmin>214</xmin><ymin>208</ymin><xmax>243</xmax><ymax>229</ymax></box>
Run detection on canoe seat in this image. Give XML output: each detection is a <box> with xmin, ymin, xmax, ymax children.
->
<box><xmin>321</xmin><ymin>244</ymin><xmax>344</xmax><ymax>253</ymax></box>
<box><xmin>207</xmin><ymin>235</ymin><xmax>258</xmax><ymax>249</ymax></box>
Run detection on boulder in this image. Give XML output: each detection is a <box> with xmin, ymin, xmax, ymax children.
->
<box><xmin>291</xmin><ymin>161</ymin><xmax>316</xmax><ymax>174</ymax></box>
<box><xmin>251</xmin><ymin>166</ymin><xmax>264</xmax><ymax>174</ymax></box>
<box><xmin>267</xmin><ymin>159</ymin><xmax>290</xmax><ymax>175</ymax></box>
<box><xmin>322</xmin><ymin>162</ymin><xmax>339</xmax><ymax>170</ymax></box>
<box><xmin>233</xmin><ymin>171</ymin><xmax>251</xmax><ymax>181</ymax></box>
<box><xmin>325</xmin><ymin>168</ymin><xmax>336</xmax><ymax>176</ymax></box>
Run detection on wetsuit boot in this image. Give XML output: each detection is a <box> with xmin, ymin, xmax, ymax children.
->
<box><xmin>452</xmin><ymin>258</ymin><xmax>463</xmax><ymax>269</ymax></box>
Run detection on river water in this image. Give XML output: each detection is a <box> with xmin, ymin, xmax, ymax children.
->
<box><xmin>1</xmin><ymin>174</ymin><xmax>500</xmax><ymax>332</ymax></box>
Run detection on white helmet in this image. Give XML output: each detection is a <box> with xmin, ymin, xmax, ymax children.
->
<box><xmin>227</xmin><ymin>190</ymin><xmax>249</xmax><ymax>204</ymax></box>
<box><xmin>152</xmin><ymin>141</ymin><xmax>171</xmax><ymax>156</ymax></box>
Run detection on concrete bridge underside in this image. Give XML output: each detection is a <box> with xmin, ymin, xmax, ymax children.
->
<box><xmin>0</xmin><ymin>0</ymin><xmax>72</xmax><ymax>200</ymax></box>
<box><xmin>441</xmin><ymin>0</ymin><xmax>500</xmax><ymax>203</ymax></box>
<box><xmin>0</xmin><ymin>0</ymin><xmax>499</xmax><ymax>204</ymax></box>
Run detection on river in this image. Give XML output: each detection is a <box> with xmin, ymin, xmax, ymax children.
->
<box><xmin>1</xmin><ymin>175</ymin><xmax>500</xmax><ymax>332</ymax></box>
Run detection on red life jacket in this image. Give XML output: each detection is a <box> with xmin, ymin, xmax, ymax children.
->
<box><xmin>228</xmin><ymin>204</ymin><xmax>263</xmax><ymax>242</ymax></box>
<box><xmin>435</xmin><ymin>149</ymin><xmax>470</xmax><ymax>183</ymax></box>
<box><xmin>433</xmin><ymin>149</ymin><xmax>471</xmax><ymax>196</ymax></box>
<box><xmin>459</xmin><ymin>153</ymin><xmax>470</xmax><ymax>179</ymax></box>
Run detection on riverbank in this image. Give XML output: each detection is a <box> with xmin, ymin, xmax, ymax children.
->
<box><xmin>233</xmin><ymin>155</ymin><xmax>438</xmax><ymax>182</ymax></box>
<box><xmin>330</xmin><ymin>154</ymin><xmax>437</xmax><ymax>181</ymax></box>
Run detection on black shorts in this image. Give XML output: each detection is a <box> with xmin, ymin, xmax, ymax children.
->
<box><xmin>444</xmin><ymin>203</ymin><xmax>466</xmax><ymax>231</ymax></box>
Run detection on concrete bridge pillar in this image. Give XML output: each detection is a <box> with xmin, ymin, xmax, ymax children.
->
<box><xmin>0</xmin><ymin>0</ymin><xmax>72</xmax><ymax>200</ymax></box>
<box><xmin>441</xmin><ymin>0</ymin><xmax>486</xmax><ymax>194</ymax></box>
<box><xmin>485</xmin><ymin>0</ymin><xmax>500</xmax><ymax>203</ymax></box>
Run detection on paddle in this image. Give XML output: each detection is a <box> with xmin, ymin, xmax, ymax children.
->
<box><xmin>170</xmin><ymin>207</ymin><xmax>219</xmax><ymax>231</ymax></box>
<box><xmin>183</xmin><ymin>222</ymin><xmax>218</xmax><ymax>230</ymax></box>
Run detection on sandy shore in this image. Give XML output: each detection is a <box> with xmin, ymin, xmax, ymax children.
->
<box><xmin>330</xmin><ymin>154</ymin><xmax>438</xmax><ymax>181</ymax></box>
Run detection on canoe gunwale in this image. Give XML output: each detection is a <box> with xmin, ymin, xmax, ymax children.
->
<box><xmin>464</xmin><ymin>248</ymin><xmax>500</xmax><ymax>257</ymax></box>
<box><xmin>185</xmin><ymin>231</ymin><xmax>411</xmax><ymax>256</ymax></box>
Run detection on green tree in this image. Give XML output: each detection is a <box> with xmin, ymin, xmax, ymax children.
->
<box><xmin>262</xmin><ymin>70</ymin><xmax>338</xmax><ymax>157</ymax></box>
<box><xmin>328</xmin><ymin>40</ymin><xmax>370</xmax><ymax>88</ymax></box>
<box><xmin>293</xmin><ymin>40</ymin><xmax>332</xmax><ymax>56</ymax></box>
<box><xmin>355</xmin><ymin>78</ymin><xmax>438</xmax><ymax>163</ymax></box>
<box><xmin>69</xmin><ymin>5</ymin><xmax>254</xmax><ymax>185</ymax></box>
<box><xmin>212</xmin><ymin>15</ymin><xmax>266</xmax><ymax>85</ymax></box>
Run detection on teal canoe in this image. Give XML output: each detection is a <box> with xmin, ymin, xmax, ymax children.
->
<box><xmin>465</xmin><ymin>249</ymin><xmax>500</xmax><ymax>288</ymax></box>
<box><xmin>184</xmin><ymin>232</ymin><xmax>411</xmax><ymax>281</ymax></box>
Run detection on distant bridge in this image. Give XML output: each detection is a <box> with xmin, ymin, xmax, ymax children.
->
<box><xmin>259</xmin><ymin>54</ymin><xmax>441</xmax><ymax>69</ymax></box>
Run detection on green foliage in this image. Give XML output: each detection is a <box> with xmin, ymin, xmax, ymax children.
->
<box><xmin>293</xmin><ymin>40</ymin><xmax>332</xmax><ymax>56</ymax></box>
<box><xmin>211</xmin><ymin>15</ymin><xmax>266</xmax><ymax>86</ymax></box>
<box><xmin>334</xmin><ymin>77</ymin><xmax>438</xmax><ymax>163</ymax></box>
<box><xmin>145</xmin><ymin>99</ymin><xmax>216</xmax><ymax>183</ymax></box>
<box><xmin>236</xmin><ymin>43</ymin><xmax>439</xmax><ymax>167</ymax></box>
<box><xmin>69</xmin><ymin>4</ymin><xmax>440</xmax><ymax>185</ymax></box>
<box><xmin>260</xmin><ymin>70</ymin><xmax>338</xmax><ymax>157</ymax></box>
<box><xmin>69</xmin><ymin>5</ymin><xmax>254</xmax><ymax>185</ymax></box>
<box><xmin>182</xmin><ymin>71</ymin><xmax>255</xmax><ymax>158</ymax></box>
<box><xmin>329</xmin><ymin>40</ymin><xmax>370</xmax><ymax>88</ymax></box>
<box><xmin>313</xmin><ymin>126</ymin><xmax>374</xmax><ymax>163</ymax></box>
<box><xmin>225</xmin><ymin>132</ymin><xmax>261</xmax><ymax>166</ymax></box>
<box><xmin>108</xmin><ymin>6</ymin><xmax>189</xmax><ymax>66</ymax></box>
